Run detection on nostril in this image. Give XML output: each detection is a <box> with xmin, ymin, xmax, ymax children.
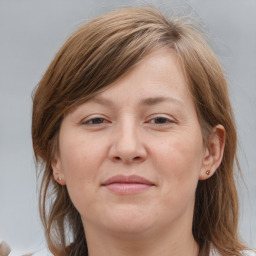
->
<box><xmin>113</xmin><ymin>156</ymin><xmax>141</xmax><ymax>162</ymax></box>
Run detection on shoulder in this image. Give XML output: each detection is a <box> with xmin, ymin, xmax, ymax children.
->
<box><xmin>210</xmin><ymin>245</ymin><xmax>256</xmax><ymax>256</ymax></box>
<box><xmin>8</xmin><ymin>248</ymin><xmax>53</xmax><ymax>256</ymax></box>
<box><xmin>32</xmin><ymin>248</ymin><xmax>54</xmax><ymax>256</ymax></box>
<box><xmin>241</xmin><ymin>250</ymin><xmax>256</xmax><ymax>256</ymax></box>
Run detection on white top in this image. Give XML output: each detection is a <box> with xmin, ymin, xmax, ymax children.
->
<box><xmin>210</xmin><ymin>245</ymin><xmax>256</xmax><ymax>256</ymax></box>
<box><xmin>9</xmin><ymin>248</ymin><xmax>53</xmax><ymax>256</ymax></box>
<box><xmin>31</xmin><ymin>248</ymin><xmax>256</xmax><ymax>256</ymax></box>
<box><xmin>27</xmin><ymin>248</ymin><xmax>256</xmax><ymax>256</ymax></box>
<box><xmin>8</xmin><ymin>246</ymin><xmax>256</xmax><ymax>256</ymax></box>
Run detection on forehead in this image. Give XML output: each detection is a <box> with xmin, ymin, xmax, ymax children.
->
<box><xmin>65</xmin><ymin>47</ymin><xmax>194</xmax><ymax>118</ymax></box>
<box><xmin>92</xmin><ymin>48</ymin><xmax>191</xmax><ymax>104</ymax></box>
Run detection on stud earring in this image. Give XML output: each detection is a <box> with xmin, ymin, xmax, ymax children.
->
<box><xmin>57</xmin><ymin>177</ymin><xmax>62</xmax><ymax>181</ymax></box>
<box><xmin>206</xmin><ymin>170</ymin><xmax>210</xmax><ymax>175</ymax></box>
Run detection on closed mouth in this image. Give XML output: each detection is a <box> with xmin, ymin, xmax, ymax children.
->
<box><xmin>101</xmin><ymin>175</ymin><xmax>155</xmax><ymax>194</ymax></box>
<box><xmin>102</xmin><ymin>174</ymin><xmax>155</xmax><ymax>186</ymax></box>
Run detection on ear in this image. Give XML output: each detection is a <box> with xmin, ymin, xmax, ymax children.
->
<box><xmin>199</xmin><ymin>124</ymin><xmax>226</xmax><ymax>180</ymax></box>
<box><xmin>51</xmin><ymin>154</ymin><xmax>66</xmax><ymax>185</ymax></box>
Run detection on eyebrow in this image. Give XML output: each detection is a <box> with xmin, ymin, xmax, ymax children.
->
<box><xmin>140</xmin><ymin>96</ymin><xmax>184</xmax><ymax>107</ymax></box>
<box><xmin>89</xmin><ymin>96</ymin><xmax>113</xmax><ymax>106</ymax></box>
<box><xmin>89</xmin><ymin>96</ymin><xmax>184</xmax><ymax>107</ymax></box>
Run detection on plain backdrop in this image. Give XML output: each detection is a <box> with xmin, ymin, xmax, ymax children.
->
<box><xmin>0</xmin><ymin>0</ymin><xmax>255</xmax><ymax>253</ymax></box>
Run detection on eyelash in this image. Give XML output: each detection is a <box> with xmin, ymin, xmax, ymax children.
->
<box><xmin>81</xmin><ymin>117</ymin><xmax>109</xmax><ymax>125</ymax></box>
<box><xmin>81</xmin><ymin>115</ymin><xmax>175</xmax><ymax>127</ymax></box>
<box><xmin>147</xmin><ymin>116</ymin><xmax>174</xmax><ymax>125</ymax></box>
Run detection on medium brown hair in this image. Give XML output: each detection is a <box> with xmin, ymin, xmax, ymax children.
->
<box><xmin>32</xmin><ymin>7</ymin><xmax>246</xmax><ymax>256</ymax></box>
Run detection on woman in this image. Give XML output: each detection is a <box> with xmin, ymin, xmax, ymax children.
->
<box><xmin>32</xmin><ymin>7</ymin><xmax>255</xmax><ymax>256</ymax></box>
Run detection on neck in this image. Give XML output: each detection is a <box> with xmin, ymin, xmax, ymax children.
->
<box><xmin>84</xmin><ymin>221</ymin><xmax>199</xmax><ymax>256</ymax></box>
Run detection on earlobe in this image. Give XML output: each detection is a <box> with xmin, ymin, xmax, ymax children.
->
<box><xmin>51</xmin><ymin>156</ymin><xmax>66</xmax><ymax>185</ymax></box>
<box><xmin>199</xmin><ymin>124</ymin><xmax>226</xmax><ymax>180</ymax></box>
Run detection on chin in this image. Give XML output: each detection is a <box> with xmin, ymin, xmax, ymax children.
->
<box><xmin>99</xmin><ymin>204</ymin><xmax>156</xmax><ymax>236</ymax></box>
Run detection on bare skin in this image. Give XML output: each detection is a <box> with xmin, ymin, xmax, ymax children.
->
<box><xmin>52</xmin><ymin>48</ymin><xmax>225</xmax><ymax>256</ymax></box>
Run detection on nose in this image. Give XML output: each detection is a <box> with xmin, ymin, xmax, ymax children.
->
<box><xmin>108</xmin><ymin>120</ymin><xmax>147</xmax><ymax>164</ymax></box>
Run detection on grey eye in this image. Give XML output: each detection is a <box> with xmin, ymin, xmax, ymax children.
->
<box><xmin>153</xmin><ymin>117</ymin><xmax>169</xmax><ymax>124</ymax></box>
<box><xmin>89</xmin><ymin>118</ymin><xmax>105</xmax><ymax>124</ymax></box>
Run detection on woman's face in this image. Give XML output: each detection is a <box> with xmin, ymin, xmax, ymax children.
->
<box><xmin>53</xmin><ymin>48</ymin><xmax>213</xmax><ymax>239</ymax></box>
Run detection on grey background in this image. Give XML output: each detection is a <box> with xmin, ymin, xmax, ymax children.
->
<box><xmin>0</xmin><ymin>0</ymin><xmax>255</xmax><ymax>253</ymax></box>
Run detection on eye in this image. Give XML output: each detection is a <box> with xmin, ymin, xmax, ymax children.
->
<box><xmin>148</xmin><ymin>116</ymin><xmax>174</xmax><ymax>125</ymax></box>
<box><xmin>86</xmin><ymin>118</ymin><xmax>105</xmax><ymax>124</ymax></box>
<box><xmin>150</xmin><ymin>117</ymin><xmax>170</xmax><ymax>124</ymax></box>
<box><xmin>81</xmin><ymin>116</ymin><xmax>109</xmax><ymax>126</ymax></box>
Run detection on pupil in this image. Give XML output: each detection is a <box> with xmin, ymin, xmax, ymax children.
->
<box><xmin>155</xmin><ymin>118</ymin><xmax>166</xmax><ymax>123</ymax></box>
<box><xmin>92</xmin><ymin>118</ymin><xmax>103</xmax><ymax>124</ymax></box>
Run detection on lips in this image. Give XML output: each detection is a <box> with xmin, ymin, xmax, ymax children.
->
<box><xmin>101</xmin><ymin>175</ymin><xmax>155</xmax><ymax>194</ymax></box>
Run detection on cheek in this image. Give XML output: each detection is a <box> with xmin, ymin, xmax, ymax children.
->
<box><xmin>152</xmin><ymin>131</ymin><xmax>204</xmax><ymax>194</ymax></box>
<box><xmin>60</xmin><ymin>132</ymin><xmax>105</xmax><ymax>178</ymax></box>
<box><xmin>58</xmin><ymin>133</ymin><xmax>108</xmax><ymax>211</ymax></box>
